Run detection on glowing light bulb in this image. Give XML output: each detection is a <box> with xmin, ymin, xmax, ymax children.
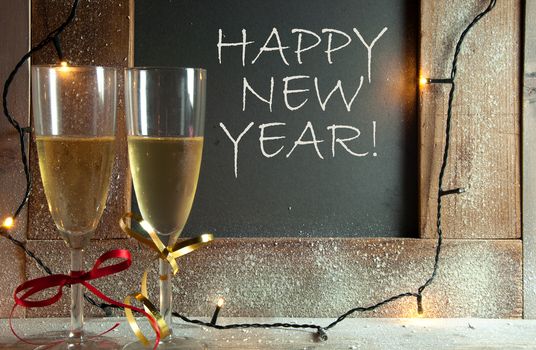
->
<box><xmin>2</xmin><ymin>217</ymin><xmax>14</xmax><ymax>229</ymax></box>
<box><xmin>419</xmin><ymin>76</ymin><xmax>429</xmax><ymax>86</ymax></box>
<box><xmin>210</xmin><ymin>297</ymin><xmax>225</xmax><ymax>325</ymax></box>
<box><xmin>59</xmin><ymin>61</ymin><xmax>70</xmax><ymax>72</ymax></box>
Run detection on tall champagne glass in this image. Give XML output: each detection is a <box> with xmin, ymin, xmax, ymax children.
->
<box><xmin>32</xmin><ymin>65</ymin><xmax>119</xmax><ymax>350</ymax></box>
<box><xmin>124</xmin><ymin>67</ymin><xmax>206</xmax><ymax>349</ymax></box>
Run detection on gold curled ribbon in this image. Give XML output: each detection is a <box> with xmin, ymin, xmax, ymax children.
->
<box><xmin>119</xmin><ymin>212</ymin><xmax>214</xmax><ymax>275</ymax></box>
<box><xmin>120</xmin><ymin>212</ymin><xmax>214</xmax><ymax>343</ymax></box>
<box><xmin>124</xmin><ymin>271</ymin><xmax>170</xmax><ymax>346</ymax></box>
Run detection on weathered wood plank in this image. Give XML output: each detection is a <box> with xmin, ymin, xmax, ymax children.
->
<box><xmin>128</xmin><ymin>0</ymin><xmax>135</xmax><ymax>67</ymax></box>
<box><xmin>25</xmin><ymin>238</ymin><xmax>522</xmax><ymax>319</ymax></box>
<box><xmin>420</xmin><ymin>0</ymin><xmax>521</xmax><ymax>238</ymax></box>
<box><xmin>523</xmin><ymin>0</ymin><xmax>536</xmax><ymax>320</ymax></box>
<box><xmin>4</xmin><ymin>317</ymin><xmax>536</xmax><ymax>350</ymax></box>
<box><xmin>0</xmin><ymin>0</ymin><xmax>29</xmax><ymax>318</ymax></box>
<box><xmin>28</xmin><ymin>0</ymin><xmax>130</xmax><ymax>240</ymax></box>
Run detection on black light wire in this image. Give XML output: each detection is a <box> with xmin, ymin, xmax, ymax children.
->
<box><xmin>0</xmin><ymin>0</ymin><xmax>497</xmax><ymax>341</ymax></box>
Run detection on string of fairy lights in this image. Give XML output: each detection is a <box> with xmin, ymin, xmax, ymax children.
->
<box><xmin>1</xmin><ymin>0</ymin><xmax>497</xmax><ymax>341</ymax></box>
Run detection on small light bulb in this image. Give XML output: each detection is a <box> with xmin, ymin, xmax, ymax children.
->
<box><xmin>210</xmin><ymin>297</ymin><xmax>225</xmax><ymax>325</ymax></box>
<box><xmin>419</xmin><ymin>76</ymin><xmax>429</xmax><ymax>86</ymax></box>
<box><xmin>2</xmin><ymin>217</ymin><xmax>14</xmax><ymax>229</ymax></box>
<box><xmin>59</xmin><ymin>61</ymin><xmax>70</xmax><ymax>72</ymax></box>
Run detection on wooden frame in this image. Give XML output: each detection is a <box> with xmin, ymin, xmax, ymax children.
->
<box><xmin>0</xmin><ymin>0</ymin><xmax>526</xmax><ymax>319</ymax></box>
<box><xmin>123</xmin><ymin>0</ymin><xmax>523</xmax><ymax>318</ymax></box>
<box><xmin>0</xmin><ymin>0</ymin><xmax>29</xmax><ymax>318</ymax></box>
<box><xmin>523</xmin><ymin>0</ymin><xmax>536</xmax><ymax>319</ymax></box>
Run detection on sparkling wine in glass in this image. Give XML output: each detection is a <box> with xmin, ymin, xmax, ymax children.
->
<box><xmin>128</xmin><ymin>136</ymin><xmax>203</xmax><ymax>242</ymax></box>
<box><xmin>124</xmin><ymin>67</ymin><xmax>207</xmax><ymax>349</ymax></box>
<box><xmin>32</xmin><ymin>65</ymin><xmax>119</xmax><ymax>350</ymax></box>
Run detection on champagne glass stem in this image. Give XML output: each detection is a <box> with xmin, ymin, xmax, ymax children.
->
<box><xmin>159</xmin><ymin>259</ymin><xmax>174</xmax><ymax>337</ymax></box>
<box><xmin>69</xmin><ymin>248</ymin><xmax>85</xmax><ymax>343</ymax></box>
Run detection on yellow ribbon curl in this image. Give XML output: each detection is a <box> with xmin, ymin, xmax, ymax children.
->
<box><xmin>120</xmin><ymin>212</ymin><xmax>214</xmax><ymax>344</ymax></box>
<box><xmin>123</xmin><ymin>270</ymin><xmax>170</xmax><ymax>346</ymax></box>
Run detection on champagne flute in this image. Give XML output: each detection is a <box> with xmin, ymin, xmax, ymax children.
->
<box><xmin>32</xmin><ymin>65</ymin><xmax>119</xmax><ymax>350</ymax></box>
<box><xmin>123</xmin><ymin>67</ymin><xmax>207</xmax><ymax>349</ymax></box>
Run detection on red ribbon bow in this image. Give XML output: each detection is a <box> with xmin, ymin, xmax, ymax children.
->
<box><xmin>12</xmin><ymin>249</ymin><xmax>161</xmax><ymax>350</ymax></box>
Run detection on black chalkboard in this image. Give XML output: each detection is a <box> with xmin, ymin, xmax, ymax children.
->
<box><xmin>134</xmin><ymin>0</ymin><xmax>419</xmax><ymax>237</ymax></box>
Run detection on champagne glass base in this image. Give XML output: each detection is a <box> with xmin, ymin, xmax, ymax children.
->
<box><xmin>123</xmin><ymin>336</ymin><xmax>207</xmax><ymax>350</ymax></box>
<box><xmin>26</xmin><ymin>331</ymin><xmax>121</xmax><ymax>350</ymax></box>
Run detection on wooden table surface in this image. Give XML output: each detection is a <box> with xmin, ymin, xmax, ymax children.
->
<box><xmin>1</xmin><ymin>317</ymin><xmax>536</xmax><ymax>349</ymax></box>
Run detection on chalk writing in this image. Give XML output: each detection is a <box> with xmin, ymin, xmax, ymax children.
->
<box><xmin>218</xmin><ymin>26</ymin><xmax>387</xmax><ymax>177</ymax></box>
